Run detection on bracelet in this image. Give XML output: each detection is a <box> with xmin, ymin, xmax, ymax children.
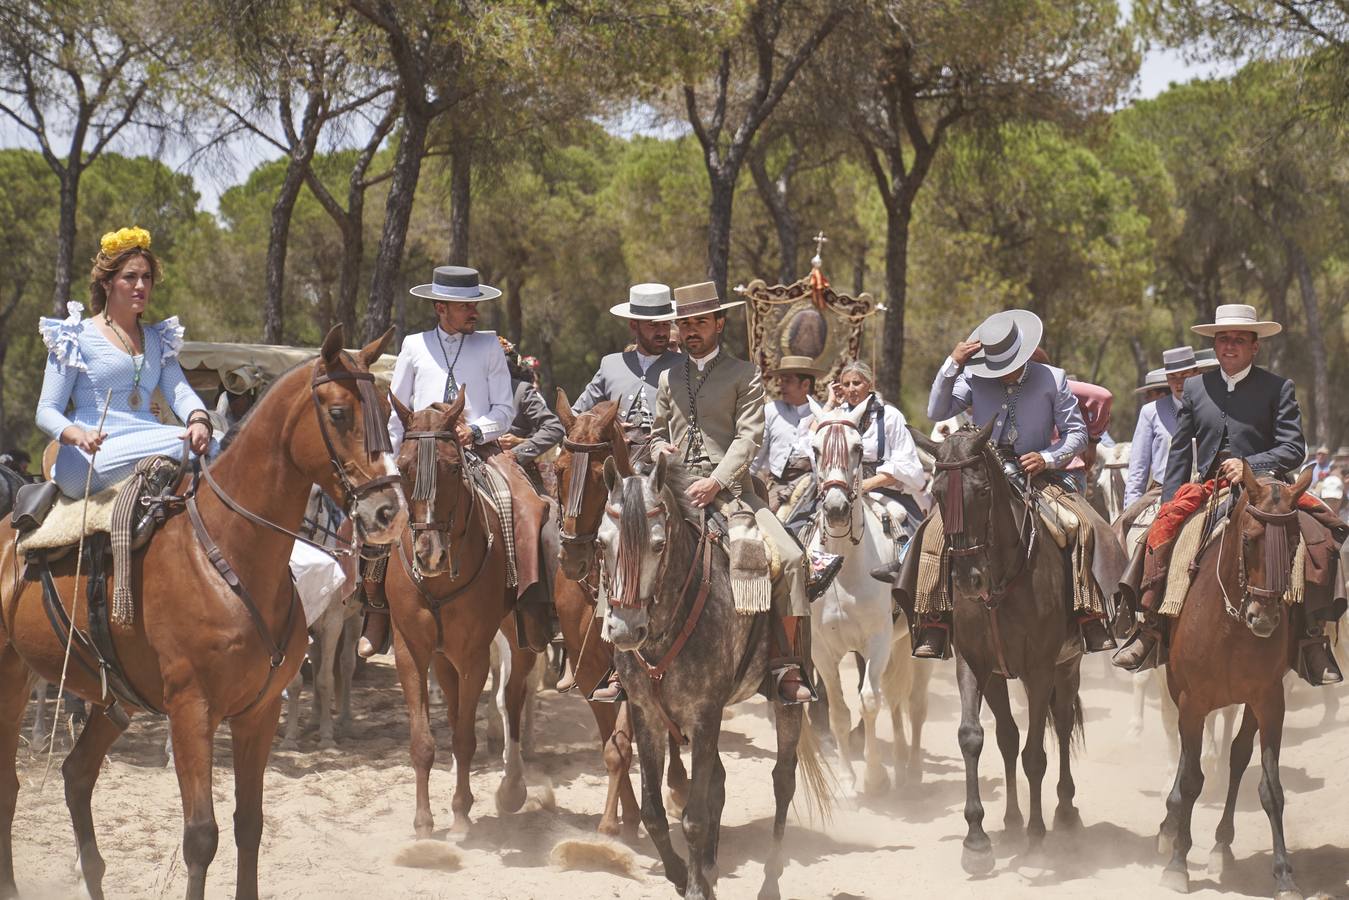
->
<box><xmin>186</xmin><ymin>412</ymin><xmax>212</xmax><ymax>428</ymax></box>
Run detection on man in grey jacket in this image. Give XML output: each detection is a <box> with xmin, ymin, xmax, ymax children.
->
<box><xmin>571</xmin><ymin>283</ymin><xmax>684</xmax><ymax>431</ymax></box>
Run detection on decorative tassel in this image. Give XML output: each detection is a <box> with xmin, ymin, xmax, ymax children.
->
<box><xmin>359</xmin><ymin>380</ymin><xmax>392</xmax><ymax>455</ymax></box>
<box><xmin>1263</xmin><ymin>521</ymin><xmax>1291</xmax><ymax>600</ymax></box>
<box><xmin>413</xmin><ymin>435</ymin><xmax>437</xmax><ymax>503</ymax></box>
<box><xmin>943</xmin><ymin>467</ymin><xmax>964</xmax><ymax>535</ymax></box>
<box><xmin>1283</xmin><ymin>537</ymin><xmax>1306</xmax><ymax>606</ymax></box>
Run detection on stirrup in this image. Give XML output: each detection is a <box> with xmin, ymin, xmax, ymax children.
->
<box><xmin>1295</xmin><ymin>635</ymin><xmax>1343</xmax><ymax>687</ymax></box>
<box><xmin>586</xmin><ymin>667</ymin><xmax>626</xmax><ymax>704</ymax></box>
<box><xmin>770</xmin><ymin>657</ymin><xmax>817</xmax><ymax>706</ymax></box>
<box><xmin>1111</xmin><ymin>622</ymin><xmax>1164</xmax><ymax>673</ymax></box>
<box><xmin>912</xmin><ymin>619</ymin><xmax>951</xmax><ymax>660</ymax></box>
<box><xmin>1078</xmin><ymin>615</ymin><xmax>1117</xmax><ymax>653</ymax></box>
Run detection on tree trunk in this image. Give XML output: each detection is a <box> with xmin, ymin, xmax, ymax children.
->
<box><xmin>263</xmin><ymin>156</ymin><xmax>312</xmax><ymax>343</ymax></box>
<box><xmin>853</xmin><ymin>246</ymin><xmax>866</xmax><ymax>297</ymax></box>
<box><xmin>877</xmin><ymin>203</ymin><xmax>910</xmax><ymax>404</ymax></box>
<box><xmin>748</xmin><ymin>147</ymin><xmax>799</xmax><ymax>283</ymax></box>
<box><xmin>335</xmin><ymin>211</ymin><xmax>363</xmax><ymax>338</ymax></box>
<box><xmin>364</xmin><ymin>110</ymin><xmax>430</xmax><ymax>341</ymax></box>
<box><xmin>448</xmin><ymin>147</ymin><xmax>471</xmax><ymax>265</ymax></box>
<box><xmin>705</xmin><ymin>172</ymin><xmax>748</xmax><ymax>353</ymax></box>
<box><xmin>1289</xmin><ymin>241</ymin><xmax>1329</xmax><ymax>448</ymax></box>
<box><xmin>52</xmin><ymin>168</ymin><xmax>80</xmax><ymax>315</ymax></box>
<box><xmin>1129</xmin><ymin>336</ymin><xmax>1148</xmax><ymax>386</ymax></box>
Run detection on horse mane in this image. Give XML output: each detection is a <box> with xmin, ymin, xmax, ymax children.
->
<box><xmin>656</xmin><ymin>456</ymin><xmax>702</xmax><ymax>525</ymax></box>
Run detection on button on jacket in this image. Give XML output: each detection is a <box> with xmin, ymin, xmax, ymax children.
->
<box><xmin>387</xmin><ymin>327</ymin><xmax>513</xmax><ymax>451</ymax></box>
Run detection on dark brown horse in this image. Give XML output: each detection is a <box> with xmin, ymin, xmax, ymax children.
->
<box><xmin>0</xmin><ymin>327</ymin><xmax>406</xmax><ymax>900</ymax></box>
<box><xmin>1157</xmin><ymin>464</ymin><xmax>1315</xmax><ymax>899</ymax></box>
<box><xmin>910</xmin><ymin>422</ymin><xmax>1086</xmax><ymax>875</ymax></box>
<box><xmin>552</xmin><ymin>390</ymin><xmax>690</xmax><ymax>836</ymax></box>
<box><xmin>384</xmin><ymin>396</ymin><xmax>537</xmax><ymax>837</ymax></box>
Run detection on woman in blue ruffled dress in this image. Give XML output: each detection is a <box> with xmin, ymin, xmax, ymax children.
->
<box><xmin>36</xmin><ymin>227</ymin><xmax>216</xmax><ymax>499</ymax></box>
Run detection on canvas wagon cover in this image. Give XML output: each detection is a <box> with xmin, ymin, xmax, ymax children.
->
<box><xmin>176</xmin><ymin>341</ymin><xmax>397</xmax><ymax>401</ymax></box>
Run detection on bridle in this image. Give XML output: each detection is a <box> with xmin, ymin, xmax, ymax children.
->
<box><xmin>560</xmin><ymin>436</ymin><xmax>613</xmax><ymax>547</ymax></box>
<box><xmin>401</xmin><ymin>426</ymin><xmax>479</xmax><ymax>579</ymax></box>
<box><xmin>1219</xmin><ymin>494</ymin><xmax>1300</xmax><ymax>623</ymax></box>
<box><xmin>606</xmin><ymin>490</ymin><xmax>670</xmax><ymax>610</ymax></box>
<box><xmin>815</xmin><ymin>418</ymin><xmax>863</xmax><ymax>544</ymax></box>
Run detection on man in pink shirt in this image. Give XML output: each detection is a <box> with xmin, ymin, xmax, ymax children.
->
<box><xmin>1030</xmin><ymin>349</ymin><xmax>1112</xmax><ymax>491</ymax></box>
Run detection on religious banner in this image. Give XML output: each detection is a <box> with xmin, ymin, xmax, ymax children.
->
<box><xmin>737</xmin><ymin>234</ymin><xmax>880</xmax><ymax>400</ymax></box>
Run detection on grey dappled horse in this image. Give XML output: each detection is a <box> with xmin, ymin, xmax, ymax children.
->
<box><xmin>598</xmin><ymin>454</ymin><xmax>830</xmax><ymax>900</ymax></box>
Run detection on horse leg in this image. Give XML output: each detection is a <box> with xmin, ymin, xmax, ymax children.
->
<box><xmin>904</xmin><ymin>654</ymin><xmax>931</xmax><ymax>785</ymax></box>
<box><xmin>1208</xmin><ymin>705</ymin><xmax>1257</xmax><ymax>879</ymax></box>
<box><xmin>816</xmin><ymin>649</ymin><xmax>857</xmax><ymax>796</ymax></box>
<box><xmin>956</xmin><ymin>656</ymin><xmax>995</xmax><ymax>875</ymax></box>
<box><xmin>167</xmin><ymin>703</ymin><xmax>222</xmax><ymax>900</ymax></box>
<box><xmin>336</xmin><ymin>610</ymin><xmax>360</xmax><ymax>735</ymax></box>
<box><xmin>27</xmin><ymin>677</ymin><xmax>47</xmax><ymax>754</ymax></box>
<box><xmin>449</xmin><ymin>654</ymin><xmax>490</xmax><ymax>834</ymax></box>
<box><xmin>391</xmin><ymin>628</ymin><xmax>436</xmax><ymax>839</ymax></box>
<box><xmin>681</xmin><ymin>710</ymin><xmax>725</xmax><ymax>900</ymax></box>
<box><xmin>1159</xmin><ymin>667</ymin><xmax>1182</xmax><ymax>794</ymax></box>
<box><xmin>1050</xmin><ymin>660</ymin><xmax>1083</xmax><ymax>830</ymax></box>
<box><xmin>228</xmin><ymin>695</ymin><xmax>284</xmax><ymax>900</ymax></box>
<box><xmin>1020</xmin><ymin>669</ymin><xmax>1052</xmax><ymax>849</ymax></box>
<box><xmin>1125</xmin><ymin>672</ymin><xmax>1148</xmax><ymax>741</ymax></box>
<box><xmin>61</xmin><ymin>706</ymin><xmax>128</xmax><ymax>900</ymax></box>
<box><xmin>1253</xmin><ymin>696</ymin><xmax>1300</xmax><ymax>899</ymax></box>
<box><xmin>982</xmin><ymin>674</ymin><xmax>1022</xmax><ymax>834</ymax></box>
<box><xmin>0</xmin><ymin>648</ymin><xmax>32</xmax><ymax>898</ymax></box>
<box><xmin>315</xmin><ymin>609</ymin><xmax>342</xmax><ymax>749</ymax></box>
<box><xmin>666</xmin><ymin>732</ymin><xmax>690</xmax><ymax>817</ymax></box>
<box><xmin>1159</xmin><ymin>697</ymin><xmax>1206</xmax><ymax>893</ymax></box>
<box><xmin>858</xmin><ymin>635</ymin><xmax>892</xmax><ymax>795</ymax></box>
<box><xmin>762</xmin><ymin>703</ymin><xmax>804</xmax><ymax>900</ymax></box>
<box><xmin>495</xmin><ymin>645</ymin><xmax>533</xmax><ymax>815</ymax></box>
<box><xmin>279</xmin><ymin>666</ymin><xmax>304</xmax><ymax>750</ymax></box>
<box><xmin>594</xmin><ymin>699</ymin><xmax>633</xmax><ymax>838</ymax></box>
<box><xmin>631</xmin><ymin>704</ymin><xmax>686</xmax><ymax>894</ymax></box>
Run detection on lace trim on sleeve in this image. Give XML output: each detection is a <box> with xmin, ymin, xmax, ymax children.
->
<box><xmin>37</xmin><ymin>301</ymin><xmax>87</xmax><ymax>373</ymax></box>
<box><xmin>152</xmin><ymin>316</ymin><xmax>186</xmax><ymax>360</ymax></box>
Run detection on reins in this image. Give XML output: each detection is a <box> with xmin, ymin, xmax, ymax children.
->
<box><xmin>1217</xmin><ymin>490</ymin><xmax>1302</xmax><ymax>622</ymax></box>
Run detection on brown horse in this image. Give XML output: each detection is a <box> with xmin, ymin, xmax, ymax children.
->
<box><xmin>0</xmin><ymin>327</ymin><xmax>406</xmax><ymax>900</ymax></box>
<box><xmin>1157</xmin><ymin>464</ymin><xmax>1316</xmax><ymax>899</ymax></box>
<box><xmin>552</xmin><ymin>390</ymin><xmax>691</xmax><ymax>836</ymax></box>
<box><xmin>384</xmin><ymin>396</ymin><xmax>538</xmax><ymax>837</ymax></box>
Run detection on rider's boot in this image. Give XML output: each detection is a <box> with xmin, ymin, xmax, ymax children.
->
<box><xmin>806</xmin><ymin>550</ymin><xmax>844</xmax><ymax>600</ymax></box>
<box><xmin>556</xmin><ymin>655</ymin><xmax>577</xmax><ymax>694</ymax></box>
<box><xmin>357</xmin><ymin>549</ymin><xmax>391</xmax><ymax>659</ymax></box>
<box><xmin>1297</xmin><ymin>628</ymin><xmax>1344</xmax><ymax>686</ymax></box>
<box><xmin>913</xmin><ymin>612</ymin><xmax>951</xmax><ymax>659</ymax></box>
<box><xmin>1079</xmin><ymin>614</ymin><xmax>1117</xmax><ymax>652</ymax></box>
<box><xmin>772</xmin><ymin>615</ymin><xmax>816</xmax><ymax>705</ymax></box>
<box><xmin>1112</xmin><ymin>611</ymin><xmax>1166</xmax><ymax>671</ymax></box>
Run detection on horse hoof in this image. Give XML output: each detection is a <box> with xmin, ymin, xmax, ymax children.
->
<box><xmin>1054</xmin><ymin>806</ymin><xmax>1082</xmax><ymax>831</ymax></box>
<box><xmin>961</xmin><ymin>845</ymin><xmax>995</xmax><ymax>876</ymax></box>
<box><xmin>448</xmin><ymin>817</ymin><xmax>471</xmax><ymax>839</ymax></box>
<box><xmin>495</xmin><ymin>779</ymin><xmax>527</xmax><ymax>814</ymax></box>
<box><xmin>597</xmin><ymin>819</ymin><xmax>622</xmax><ymax>838</ymax></box>
<box><xmin>318</xmin><ymin>737</ymin><xmax>337</xmax><ymax>751</ymax></box>
<box><xmin>278</xmin><ymin>738</ymin><xmax>298</xmax><ymax>752</ymax></box>
<box><xmin>1160</xmin><ymin>867</ymin><xmax>1190</xmax><ymax>894</ymax></box>
<box><xmin>1273</xmin><ymin>890</ymin><xmax>1303</xmax><ymax>900</ymax></box>
<box><xmin>1207</xmin><ymin>845</ymin><xmax>1233</xmax><ymax>878</ymax></box>
<box><xmin>863</xmin><ymin>771</ymin><xmax>890</xmax><ymax>795</ymax></box>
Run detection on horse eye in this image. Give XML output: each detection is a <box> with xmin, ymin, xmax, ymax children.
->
<box><xmin>328</xmin><ymin>406</ymin><xmax>348</xmax><ymax>424</ymax></box>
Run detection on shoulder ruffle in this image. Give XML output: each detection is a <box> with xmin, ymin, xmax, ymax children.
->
<box><xmin>37</xmin><ymin>301</ymin><xmax>88</xmax><ymax>373</ymax></box>
<box><xmin>150</xmin><ymin>316</ymin><xmax>186</xmax><ymax>360</ymax></box>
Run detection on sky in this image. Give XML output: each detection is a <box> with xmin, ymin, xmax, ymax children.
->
<box><xmin>1</xmin><ymin>43</ymin><xmax>1228</xmax><ymax>219</ymax></box>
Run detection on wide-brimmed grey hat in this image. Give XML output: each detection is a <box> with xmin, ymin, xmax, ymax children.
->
<box><xmin>1162</xmin><ymin>346</ymin><xmax>1201</xmax><ymax>374</ymax></box>
<box><xmin>409</xmin><ymin>265</ymin><xmax>502</xmax><ymax>302</ymax></box>
<box><xmin>963</xmin><ymin>309</ymin><xmax>1043</xmax><ymax>378</ymax></box>
<box><xmin>1134</xmin><ymin>368</ymin><xmax>1167</xmax><ymax>394</ymax></box>
<box><xmin>1192</xmin><ymin>303</ymin><xmax>1281</xmax><ymax>338</ymax></box>
<box><xmin>610</xmin><ymin>283</ymin><xmax>676</xmax><ymax>321</ymax></box>
<box><xmin>1194</xmin><ymin>348</ymin><xmax>1220</xmax><ymax>370</ymax></box>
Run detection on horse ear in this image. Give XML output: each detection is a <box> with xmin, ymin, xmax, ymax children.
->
<box><xmin>603</xmin><ymin>455</ymin><xmax>620</xmax><ymax>494</ymax></box>
<box><xmin>320</xmin><ymin>325</ymin><xmax>344</xmax><ymax>367</ymax></box>
<box><xmin>652</xmin><ymin>449</ymin><xmax>668</xmax><ymax>492</ymax></box>
<box><xmin>1290</xmin><ymin>464</ymin><xmax>1314</xmax><ymax>502</ymax></box>
<box><xmin>909</xmin><ymin>425</ymin><xmax>940</xmax><ymax>458</ymax></box>
<box><xmin>595</xmin><ymin>400</ymin><xmax>619</xmax><ymax>432</ymax></box>
<box><xmin>391</xmin><ymin>392</ymin><xmax>413</xmax><ymax>430</ymax></box>
<box><xmin>845</xmin><ymin>403</ymin><xmax>867</xmax><ymax>428</ymax></box>
<box><xmin>556</xmin><ymin>388</ymin><xmax>575</xmax><ymax>431</ymax></box>
<box><xmin>446</xmin><ymin>390</ymin><xmax>467</xmax><ymax>422</ymax></box>
<box><xmin>974</xmin><ymin>417</ymin><xmax>997</xmax><ymax>448</ymax></box>
<box><xmin>359</xmin><ymin>328</ymin><xmax>395</xmax><ymax>368</ymax></box>
<box><xmin>1240</xmin><ymin>459</ymin><xmax>1262</xmax><ymax>498</ymax></box>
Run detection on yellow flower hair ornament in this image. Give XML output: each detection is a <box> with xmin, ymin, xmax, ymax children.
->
<box><xmin>100</xmin><ymin>226</ymin><xmax>152</xmax><ymax>257</ymax></box>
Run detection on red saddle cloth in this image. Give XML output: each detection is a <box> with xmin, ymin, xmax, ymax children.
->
<box><xmin>1147</xmin><ymin>479</ymin><xmax>1328</xmax><ymax>551</ymax></box>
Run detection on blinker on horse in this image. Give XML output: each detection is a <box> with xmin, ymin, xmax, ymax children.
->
<box><xmin>0</xmin><ymin>326</ymin><xmax>406</xmax><ymax>900</ymax></box>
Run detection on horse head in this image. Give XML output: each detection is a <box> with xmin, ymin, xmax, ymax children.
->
<box><xmin>910</xmin><ymin>418</ymin><xmax>1012</xmax><ymax>602</ymax></box>
<box><xmin>811</xmin><ymin>403</ymin><xmax>866</xmax><ymax>537</ymax></box>
<box><xmin>392</xmin><ymin>392</ymin><xmax>471</xmax><ymax>576</ymax></box>
<box><xmin>598</xmin><ymin>452</ymin><xmax>681</xmax><ymax>652</ymax></box>
<box><xmin>304</xmin><ymin>326</ymin><xmax>406</xmax><ymax>545</ymax></box>
<box><xmin>1231</xmin><ymin>462</ymin><xmax>1313</xmax><ymax>638</ymax></box>
<box><xmin>554</xmin><ymin>390</ymin><xmax>632</xmax><ymax>581</ymax></box>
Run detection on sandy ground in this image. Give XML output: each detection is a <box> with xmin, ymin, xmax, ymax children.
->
<box><xmin>12</xmin><ymin>652</ymin><xmax>1349</xmax><ymax>900</ymax></box>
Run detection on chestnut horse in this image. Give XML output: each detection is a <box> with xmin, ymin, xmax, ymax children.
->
<box><xmin>1157</xmin><ymin>464</ymin><xmax>1316</xmax><ymax>898</ymax></box>
<box><xmin>552</xmin><ymin>390</ymin><xmax>690</xmax><ymax>836</ymax></box>
<box><xmin>384</xmin><ymin>397</ymin><xmax>537</xmax><ymax>837</ymax></box>
<box><xmin>0</xmin><ymin>328</ymin><xmax>406</xmax><ymax>900</ymax></box>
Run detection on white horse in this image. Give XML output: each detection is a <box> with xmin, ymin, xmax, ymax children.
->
<box><xmin>1094</xmin><ymin>441</ymin><xmax>1132</xmax><ymax>524</ymax></box>
<box><xmin>808</xmin><ymin>405</ymin><xmax>930</xmax><ymax>795</ymax></box>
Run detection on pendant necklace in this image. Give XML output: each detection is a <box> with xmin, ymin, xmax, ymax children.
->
<box><xmin>105</xmin><ymin>313</ymin><xmax>146</xmax><ymax>409</ymax></box>
<box><xmin>435</xmin><ymin>327</ymin><xmax>467</xmax><ymax>402</ymax></box>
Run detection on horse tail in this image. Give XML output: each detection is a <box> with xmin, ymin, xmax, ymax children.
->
<box><xmin>1047</xmin><ymin>684</ymin><xmax>1086</xmax><ymax>754</ymax></box>
<box><xmin>793</xmin><ymin>712</ymin><xmax>837</xmax><ymax>826</ymax></box>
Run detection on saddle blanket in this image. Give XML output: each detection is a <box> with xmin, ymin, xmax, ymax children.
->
<box><xmin>15</xmin><ymin>477</ymin><xmax>127</xmax><ymax>554</ymax></box>
<box><xmin>290</xmin><ymin>541</ymin><xmax>351</xmax><ymax>625</ymax></box>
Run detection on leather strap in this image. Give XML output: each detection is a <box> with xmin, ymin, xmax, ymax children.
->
<box><xmin>987</xmin><ymin>604</ymin><xmax>1016</xmax><ymax>680</ymax></box>
<box><xmin>199</xmin><ymin>460</ymin><xmax>354</xmax><ymax>561</ymax></box>
<box><xmin>395</xmin><ymin>530</ymin><xmax>493</xmax><ymax>657</ymax></box>
<box><xmin>632</xmin><ymin>523</ymin><xmax>714</xmax><ymax>681</ymax></box>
